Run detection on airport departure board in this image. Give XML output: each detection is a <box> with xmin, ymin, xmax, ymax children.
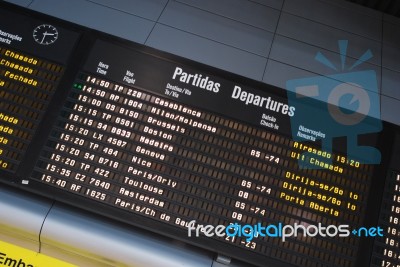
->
<box><xmin>370</xmin><ymin>171</ymin><xmax>400</xmax><ymax>267</ymax></box>
<box><xmin>0</xmin><ymin>45</ymin><xmax>63</xmax><ymax>172</ymax></box>
<box><xmin>0</xmin><ymin>2</ymin><xmax>399</xmax><ymax>267</ymax></box>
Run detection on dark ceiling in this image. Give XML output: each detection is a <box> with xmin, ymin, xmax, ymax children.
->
<box><xmin>345</xmin><ymin>0</ymin><xmax>400</xmax><ymax>17</ymax></box>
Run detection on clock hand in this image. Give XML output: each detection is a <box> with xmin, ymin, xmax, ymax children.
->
<box><xmin>40</xmin><ymin>31</ymin><xmax>48</xmax><ymax>43</ymax></box>
<box><xmin>40</xmin><ymin>32</ymin><xmax>56</xmax><ymax>43</ymax></box>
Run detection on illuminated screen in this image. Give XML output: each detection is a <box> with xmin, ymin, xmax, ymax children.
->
<box><xmin>371</xmin><ymin>171</ymin><xmax>400</xmax><ymax>267</ymax></box>
<box><xmin>30</xmin><ymin>40</ymin><xmax>381</xmax><ymax>267</ymax></box>
<box><xmin>0</xmin><ymin>46</ymin><xmax>64</xmax><ymax>172</ymax></box>
<box><xmin>0</xmin><ymin>3</ymin><xmax>79</xmax><ymax>177</ymax></box>
<box><xmin>0</xmin><ymin>3</ymin><xmax>399</xmax><ymax>267</ymax></box>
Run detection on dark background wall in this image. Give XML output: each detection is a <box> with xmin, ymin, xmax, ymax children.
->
<box><xmin>5</xmin><ymin>0</ymin><xmax>400</xmax><ymax>125</ymax></box>
<box><xmin>1</xmin><ymin>1</ymin><xmax>399</xmax><ymax>266</ymax></box>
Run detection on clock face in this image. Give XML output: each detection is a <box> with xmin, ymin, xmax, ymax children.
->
<box><xmin>33</xmin><ymin>24</ymin><xmax>58</xmax><ymax>45</ymax></box>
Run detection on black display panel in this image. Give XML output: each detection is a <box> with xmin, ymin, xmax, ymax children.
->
<box><xmin>370</xmin><ymin>171</ymin><xmax>400</xmax><ymax>267</ymax></box>
<box><xmin>0</xmin><ymin>4</ymin><xmax>80</xmax><ymax>176</ymax></box>
<box><xmin>371</xmin><ymin>133</ymin><xmax>400</xmax><ymax>267</ymax></box>
<box><xmin>0</xmin><ymin>2</ymin><xmax>399</xmax><ymax>267</ymax></box>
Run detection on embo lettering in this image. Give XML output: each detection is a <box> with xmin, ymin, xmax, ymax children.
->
<box><xmin>135</xmin><ymin>146</ymin><xmax>165</xmax><ymax>161</ymax></box>
<box><xmin>4</xmin><ymin>71</ymin><xmax>37</xmax><ymax>87</ymax></box>
<box><xmin>309</xmin><ymin>202</ymin><xmax>340</xmax><ymax>217</ymax></box>
<box><xmin>0</xmin><ymin>113</ymin><xmax>18</xmax><ymax>124</ymax></box>
<box><xmin>172</xmin><ymin>67</ymin><xmax>220</xmax><ymax>93</ymax></box>
<box><xmin>118</xmin><ymin>188</ymin><xmax>165</xmax><ymax>207</ymax></box>
<box><xmin>4</xmin><ymin>50</ymin><xmax>38</xmax><ymax>65</ymax></box>
<box><xmin>292</xmin><ymin>142</ymin><xmax>331</xmax><ymax>159</ymax></box>
<box><xmin>231</xmin><ymin>85</ymin><xmax>295</xmax><ymax>117</ymax></box>
<box><xmin>139</xmin><ymin>136</ymin><xmax>173</xmax><ymax>152</ymax></box>
<box><xmin>279</xmin><ymin>192</ymin><xmax>305</xmax><ymax>206</ymax></box>
<box><xmin>154</xmin><ymin>97</ymin><xmax>202</xmax><ymax>117</ymax></box>
<box><xmin>0</xmin><ymin>125</ymin><xmax>13</xmax><ymax>135</ymax></box>
<box><xmin>143</xmin><ymin>126</ymin><xmax>173</xmax><ymax>141</ymax></box>
<box><xmin>0</xmin><ymin>30</ymin><xmax>22</xmax><ymax>41</ymax></box>
<box><xmin>0</xmin><ymin>59</ymin><xmax>34</xmax><ymax>74</ymax></box>
<box><xmin>0</xmin><ymin>252</ymin><xmax>34</xmax><ymax>267</ymax></box>
<box><xmin>290</xmin><ymin>152</ymin><xmax>343</xmax><ymax>173</ymax></box>
<box><xmin>131</xmin><ymin>156</ymin><xmax>152</xmax><ymax>167</ymax></box>
<box><xmin>0</xmin><ymin>137</ymin><xmax>8</xmax><ymax>145</ymax></box>
<box><xmin>147</xmin><ymin>116</ymin><xmax>185</xmax><ymax>134</ymax></box>
<box><xmin>0</xmin><ymin>160</ymin><xmax>7</xmax><ymax>169</ymax></box>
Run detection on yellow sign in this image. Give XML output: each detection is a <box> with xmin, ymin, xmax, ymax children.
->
<box><xmin>0</xmin><ymin>240</ymin><xmax>77</xmax><ymax>267</ymax></box>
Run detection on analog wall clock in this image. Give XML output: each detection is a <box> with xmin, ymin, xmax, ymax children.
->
<box><xmin>33</xmin><ymin>24</ymin><xmax>58</xmax><ymax>45</ymax></box>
